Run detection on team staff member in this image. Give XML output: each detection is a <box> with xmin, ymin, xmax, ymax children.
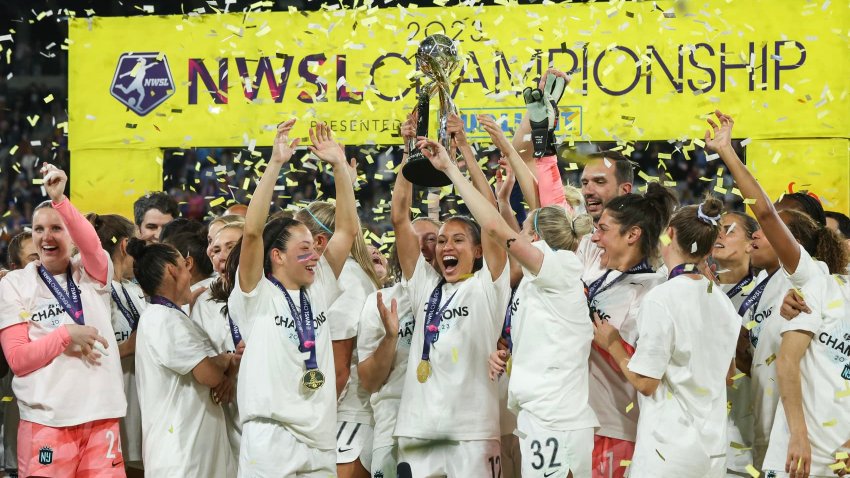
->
<box><xmin>0</xmin><ymin>164</ymin><xmax>126</xmax><ymax>477</ymax></box>
<box><xmin>228</xmin><ymin>121</ymin><xmax>359</xmax><ymax>476</ymax></box>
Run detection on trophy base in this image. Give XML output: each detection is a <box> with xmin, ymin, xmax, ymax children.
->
<box><xmin>401</xmin><ymin>157</ymin><xmax>452</xmax><ymax>187</ymax></box>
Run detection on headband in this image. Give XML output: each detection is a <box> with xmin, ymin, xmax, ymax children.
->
<box><xmin>305</xmin><ymin>208</ymin><xmax>334</xmax><ymax>236</ymax></box>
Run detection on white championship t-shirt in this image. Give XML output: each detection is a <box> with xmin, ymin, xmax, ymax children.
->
<box><xmin>135</xmin><ymin>302</ymin><xmax>235</xmax><ymax>477</ymax></box>
<box><xmin>396</xmin><ymin>254</ymin><xmax>511</xmax><ymax>441</ymax></box>
<box><xmin>189</xmin><ymin>287</ymin><xmax>241</xmax><ymax>459</ymax></box>
<box><xmin>577</xmin><ymin>233</ymin><xmax>606</xmax><ymax>284</ymax></box>
<box><xmin>763</xmin><ymin>249</ymin><xmax>850</xmax><ymax>476</ymax></box>
<box><xmin>332</xmin><ymin>258</ymin><xmax>378</xmax><ymax>426</ymax></box>
<box><xmin>508</xmin><ymin>242</ymin><xmax>599</xmax><ymax>431</ymax></box>
<box><xmin>0</xmin><ymin>253</ymin><xmax>126</xmax><ymax>427</ymax></box>
<box><xmin>110</xmin><ymin>279</ymin><xmax>146</xmax><ymax>463</ymax></box>
<box><xmin>228</xmin><ymin>256</ymin><xmax>342</xmax><ymax>450</ymax></box>
<box><xmin>356</xmin><ymin>284</ymin><xmax>415</xmax><ymax>450</ymax></box>
<box><xmin>584</xmin><ymin>263</ymin><xmax>666</xmax><ymax>441</ymax></box>
<box><xmin>628</xmin><ymin>275</ymin><xmax>740</xmax><ymax>478</ymax></box>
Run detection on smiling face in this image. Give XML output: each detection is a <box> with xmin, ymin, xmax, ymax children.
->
<box><xmin>435</xmin><ymin>219</ymin><xmax>482</xmax><ymax>283</ymax></box>
<box><xmin>206</xmin><ymin>221</ymin><xmax>226</xmax><ymax>259</ymax></box>
<box><xmin>272</xmin><ymin>224</ymin><xmax>319</xmax><ymax>289</ymax></box>
<box><xmin>137</xmin><ymin>209</ymin><xmax>174</xmax><ymax>243</ymax></box>
<box><xmin>32</xmin><ymin>208</ymin><xmax>73</xmax><ymax>272</ymax></box>
<box><xmin>412</xmin><ymin>219</ymin><xmax>439</xmax><ymax>265</ymax></box>
<box><xmin>591</xmin><ymin>209</ymin><xmax>632</xmax><ymax>269</ymax></box>
<box><xmin>712</xmin><ymin>215</ymin><xmax>751</xmax><ymax>266</ymax></box>
<box><xmin>367</xmin><ymin>245</ymin><xmax>389</xmax><ymax>282</ymax></box>
<box><xmin>581</xmin><ymin>160</ymin><xmax>624</xmax><ymax>221</ymax></box>
<box><xmin>17</xmin><ymin>239</ymin><xmax>39</xmax><ymax>269</ymax></box>
<box><xmin>210</xmin><ymin>227</ymin><xmax>243</xmax><ymax>275</ymax></box>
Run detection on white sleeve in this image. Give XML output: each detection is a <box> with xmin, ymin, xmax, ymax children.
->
<box><xmin>0</xmin><ymin>273</ymin><xmax>28</xmax><ymax>330</ymax></box>
<box><xmin>782</xmin><ymin>275</ymin><xmax>826</xmax><ymax>336</ymax></box>
<box><xmin>228</xmin><ymin>269</ymin><xmax>270</xmax><ymax>341</ymax></box>
<box><xmin>314</xmin><ymin>255</ymin><xmax>343</xmax><ymax>309</ymax></box>
<box><xmin>327</xmin><ymin>263</ymin><xmax>372</xmax><ymax>341</ymax></box>
<box><xmin>628</xmin><ymin>297</ymin><xmax>675</xmax><ymax>380</ymax></box>
<box><xmin>356</xmin><ymin>291</ymin><xmax>385</xmax><ymax>363</ymax></box>
<box><xmin>401</xmin><ymin>254</ymin><xmax>441</xmax><ymax>315</ymax></box>
<box><xmin>785</xmin><ymin>247</ymin><xmax>823</xmax><ymax>289</ymax></box>
<box><xmin>479</xmin><ymin>258</ymin><xmax>512</xmax><ymax>330</ymax></box>
<box><xmin>526</xmin><ymin>246</ymin><xmax>583</xmax><ymax>292</ymax></box>
<box><xmin>149</xmin><ymin>317</ymin><xmax>217</xmax><ymax>376</ymax></box>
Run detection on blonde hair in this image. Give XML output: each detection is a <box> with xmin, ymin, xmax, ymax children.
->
<box><xmin>531</xmin><ymin>205</ymin><xmax>593</xmax><ymax>252</ymax></box>
<box><xmin>563</xmin><ymin>184</ymin><xmax>583</xmax><ymax>211</ymax></box>
<box><xmin>295</xmin><ymin>201</ymin><xmax>382</xmax><ymax>289</ymax></box>
<box><xmin>210</xmin><ymin>214</ymin><xmax>245</xmax><ymax>229</ymax></box>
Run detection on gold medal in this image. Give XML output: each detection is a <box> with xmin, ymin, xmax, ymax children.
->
<box><xmin>506</xmin><ymin>356</ymin><xmax>513</xmax><ymax>377</ymax></box>
<box><xmin>416</xmin><ymin>360</ymin><xmax>431</xmax><ymax>383</ymax></box>
<box><xmin>302</xmin><ymin>370</ymin><xmax>325</xmax><ymax>390</ymax></box>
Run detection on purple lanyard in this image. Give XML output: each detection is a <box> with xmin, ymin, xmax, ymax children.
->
<box><xmin>584</xmin><ymin>259</ymin><xmax>653</xmax><ymax>303</ymax></box>
<box><xmin>111</xmin><ymin>285</ymin><xmax>141</xmax><ymax>331</ymax></box>
<box><xmin>267</xmin><ymin>274</ymin><xmax>318</xmax><ymax>371</ymax></box>
<box><xmin>150</xmin><ymin>295</ymin><xmax>188</xmax><ymax>317</ymax></box>
<box><xmin>37</xmin><ymin>265</ymin><xmax>85</xmax><ymax>325</ymax></box>
<box><xmin>226</xmin><ymin>312</ymin><xmax>243</xmax><ymax>347</ymax></box>
<box><xmin>501</xmin><ymin>289</ymin><xmax>516</xmax><ymax>352</ymax></box>
<box><xmin>725</xmin><ymin>272</ymin><xmax>755</xmax><ymax>302</ymax></box>
<box><xmin>738</xmin><ymin>270</ymin><xmax>776</xmax><ymax>317</ymax></box>
<box><xmin>421</xmin><ymin>279</ymin><xmax>458</xmax><ymax>361</ymax></box>
<box><xmin>668</xmin><ymin>263</ymin><xmax>699</xmax><ymax>280</ymax></box>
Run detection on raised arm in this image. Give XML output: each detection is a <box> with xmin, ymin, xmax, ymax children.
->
<box><xmin>238</xmin><ymin>119</ymin><xmax>300</xmax><ymax>293</ymax></box>
<box><xmin>447</xmin><ymin>113</ymin><xmax>496</xmax><ymax>208</ymax></box>
<box><xmin>309</xmin><ymin>123</ymin><xmax>357</xmax><ymax>279</ymax></box>
<box><xmin>706</xmin><ymin>110</ymin><xmax>801</xmax><ymax>273</ymax></box>
<box><xmin>418</xmin><ymin>137</ymin><xmax>536</xmax><ymax>278</ymax></box>
<box><xmin>391</xmin><ymin>113</ymin><xmax>422</xmax><ymax>280</ymax></box>
<box><xmin>478</xmin><ymin>115</ymin><xmax>540</xmax><ymax>211</ymax></box>
<box><xmin>41</xmin><ymin>164</ymin><xmax>108</xmax><ymax>285</ymax></box>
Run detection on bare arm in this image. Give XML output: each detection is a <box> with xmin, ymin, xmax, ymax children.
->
<box><xmin>358</xmin><ymin>293</ymin><xmax>400</xmax><ymax>393</ymax></box>
<box><xmin>332</xmin><ymin>338</ymin><xmax>354</xmax><ymax>398</ymax></box>
<box><xmin>310</xmin><ymin>123</ymin><xmax>357</xmax><ymax>279</ymax></box>
<box><xmin>448</xmin><ymin>113</ymin><xmax>496</xmax><ymax>208</ymax></box>
<box><xmin>479</xmin><ymin>115</ymin><xmax>540</xmax><ymax>211</ymax></box>
<box><xmin>706</xmin><ymin>111</ymin><xmax>801</xmax><ymax>273</ymax></box>
<box><xmin>239</xmin><ymin>120</ymin><xmax>300</xmax><ymax>293</ymax></box>
<box><xmin>192</xmin><ymin>352</ymin><xmax>233</xmax><ymax>388</ymax></box>
<box><xmin>777</xmin><ymin>329</ymin><xmax>814</xmax><ymax>477</ymax></box>
<box><xmin>392</xmin><ymin>113</ymin><xmax>422</xmax><ymax>280</ymax></box>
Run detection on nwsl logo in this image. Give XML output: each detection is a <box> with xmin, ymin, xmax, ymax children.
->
<box><xmin>110</xmin><ymin>52</ymin><xmax>175</xmax><ymax>116</ymax></box>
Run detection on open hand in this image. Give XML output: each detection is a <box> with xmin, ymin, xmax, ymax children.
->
<box><xmin>415</xmin><ymin>137</ymin><xmax>454</xmax><ymax>172</ymax></box>
<box><xmin>308</xmin><ymin>123</ymin><xmax>346</xmax><ymax>166</ymax></box>
<box><xmin>704</xmin><ymin>110</ymin><xmax>734</xmax><ymax>153</ymax></box>
<box><xmin>592</xmin><ymin>311</ymin><xmax>622</xmax><ymax>351</ymax></box>
<box><xmin>376</xmin><ymin>291</ymin><xmax>399</xmax><ymax>338</ymax></box>
<box><xmin>270</xmin><ymin>119</ymin><xmax>301</xmax><ymax>165</ymax></box>
<box><xmin>780</xmin><ymin>289</ymin><xmax>810</xmax><ymax>320</ymax></box>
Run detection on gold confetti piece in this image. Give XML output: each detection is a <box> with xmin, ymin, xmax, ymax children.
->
<box><xmin>209</xmin><ymin>197</ymin><xmax>225</xmax><ymax>207</ymax></box>
<box><xmin>168</xmin><ymin>425</ymin><xmax>174</xmax><ymax>433</ymax></box>
<box><xmin>660</xmin><ymin>233</ymin><xmax>671</xmax><ymax>245</ymax></box>
<box><xmin>745</xmin><ymin>320</ymin><xmax>757</xmax><ymax>331</ymax></box>
<box><xmin>0</xmin><ymin>397</ymin><xmax>12</xmax><ymax>402</ymax></box>
<box><xmin>745</xmin><ymin>464</ymin><xmax>760</xmax><ymax>477</ymax></box>
<box><xmin>625</xmin><ymin>402</ymin><xmax>634</xmax><ymax>413</ymax></box>
<box><xmin>822</xmin><ymin>418</ymin><xmax>837</xmax><ymax>427</ymax></box>
<box><xmin>731</xmin><ymin>372</ymin><xmax>746</xmax><ymax>381</ymax></box>
<box><xmin>827</xmin><ymin>299</ymin><xmax>843</xmax><ymax>309</ymax></box>
<box><xmin>765</xmin><ymin>354</ymin><xmax>777</xmax><ymax>366</ymax></box>
<box><xmin>26</xmin><ymin>115</ymin><xmax>39</xmax><ymax>127</ymax></box>
<box><xmin>619</xmin><ymin>460</ymin><xmax>631</xmax><ymax>467</ymax></box>
<box><xmin>836</xmin><ymin>451</ymin><xmax>849</xmax><ymax>460</ymax></box>
<box><xmin>451</xmin><ymin>347</ymin><xmax>459</xmax><ymax>363</ymax></box>
<box><xmin>18</xmin><ymin>310</ymin><xmax>31</xmax><ymax>320</ymax></box>
<box><xmin>835</xmin><ymin>387</ymin><xmax>850</xmax><ymax>399</ymax></box>
<box><xmin>43</xmin><ymin>94</ymin><xmax>54</xmax><ymax>103</ymax></box>
<box><xmin>829</xmin><ymin>462</ymin><xmax>846</xmax><ymax>471</ymax></box>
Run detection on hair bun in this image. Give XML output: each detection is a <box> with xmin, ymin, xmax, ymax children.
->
<box><xmin>126</xmin><ymin>237</ymin><xmax>148</xmax><ymax>261</ymax></box>
<box><xmin>699</xmin><ymin>195</ymin><xmax>724</xmax><ymax>221</ymax></box>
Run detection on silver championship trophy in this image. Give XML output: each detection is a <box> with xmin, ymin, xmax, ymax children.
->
<box><xmin>402</xmin><ymin>34</ymin><xmax>461</xmax><ymax>187</ymax></box>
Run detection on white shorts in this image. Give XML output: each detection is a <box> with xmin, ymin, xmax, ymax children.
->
<box><xmin>371</xmin><ymin>444</ymin><xmax>398</xmax><ymax>478</ymax></box>
<box><xmin>517</xmin><ymin>410</ymin><xmax>594</xmax><ymax>478</ymax></box>
<box><xmin>336</xmin><ymin>421</ymin><xmax>373</xmax><ymax>470</ymax></box>
<box><xmin>239</xmin><ymin>419</ymin><xmax>335</xmax><ymax>478</ymax></box>
<box><xmin>398</xmin><ymin>437</ymin><xmax>501</xmax><ymax>478</ymax></box>
<box><xmin>501</xmin><ymin>433</ymin><xmax>521</xmax><ymax>478</ymax></box>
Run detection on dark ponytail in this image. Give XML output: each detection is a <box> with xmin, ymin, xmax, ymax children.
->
<box><xmin>164</xmin><ymin>230</ymin><xmax>214</xmax><ymax>278</ymax></box>
<box><xmin>262</xmin><ymin>216</ymin><xmax>303</xmax><ymax>272</ymax></box>
<box><xmin>87</xmin><ymin>213</ymin><xmax>135</xmax><ymax>257</ymax></box>
<box><xmin>781</xmin><ymin>192</ymin><xmax>826</xmax><ymax>227</ymax></box>
<box><xmin>604</xmin><ymin>182</ymin><xmax>678</xmax><ymax>259</ymax></box>
<box><xmin>669</xmin><ymin>195</ymin><xmax>724</xmax><ymax>259</ymax></box>
<box><xmin>780</xmin><ymin>209</ymin><xmax>849</xmax><ymax>274</ymax></box>
<box><xmin>126</xmin><ymin>237</ymin><xmax>182</xmax><ymax>297</ymax></box>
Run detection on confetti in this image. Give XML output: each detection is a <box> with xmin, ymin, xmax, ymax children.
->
<box><xmin>745</xmin><ymin>464</ymin><xmax>760</xmax><ymax>477</ymax></box>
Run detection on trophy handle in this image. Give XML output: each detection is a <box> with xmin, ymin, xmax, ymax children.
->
<box><xmin>436</xmin><ymin>83</ymin><xmax>457</xmax><ymax>153</ymax></box>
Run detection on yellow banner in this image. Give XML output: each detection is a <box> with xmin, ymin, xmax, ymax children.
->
<box><xmin>68</xmin><ymin>0</ymin><xmax>850</xmax><ymax>150</ymax></box>
<box><xmin>749</xmin><ymin>138</ymin><xmax>850</xmax><ymax>216</ymax></box>
<box><xmin>70</xmin><ymin>149</ymin><xmax>163</xmax><ymax>218</ymax></box>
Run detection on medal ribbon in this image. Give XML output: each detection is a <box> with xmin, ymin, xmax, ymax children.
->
<box><xmin>150</xmin><ymin>295</ymin><xmax>188</xmax><ymax>317</ymax></box>
<box><xmin>111</xmin><ymin>284</ymin><xmax>141</xmax><ymax>331</ymax></box>
<box><xmin>267</xmin><ymin>274</ymin><xmax>318</xmax><ymax>371</ymax></box>
<box><xmin>38</xmin><ymin>265</ymin><xmax>85</xmax><ymax>325</ymax></box>
<box><xmin>227</xmin><ymin>313</ymin><xmax>244</xmax><ymax>347</ymax></box>
<box><xmin>737</xmin><ymin>270</ymin><xmax>776</xmax><ymax>317</ymax></box>
<box><xmin>668</xmin><ymin>263</ymin><xmax>700</xmax><ymax>280</ymax></box>
<box><xmin>584</xmin><ymin>259</ymin><xmax>654</xmax><ymax>303</ymax></box>
<box><xmin>725</xmin><ymin>272</ymin><xmax>754</xmax><ymax>301</ymax></box>
<box><xmin>421</xmin><ymin>279</ymin><xmax>458</xmax><ymax>362</ymax></box>
<box><xmin>501</xmin><ymin>289</ymin><xmax>516</xmax><ymax>352</ymax></box>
